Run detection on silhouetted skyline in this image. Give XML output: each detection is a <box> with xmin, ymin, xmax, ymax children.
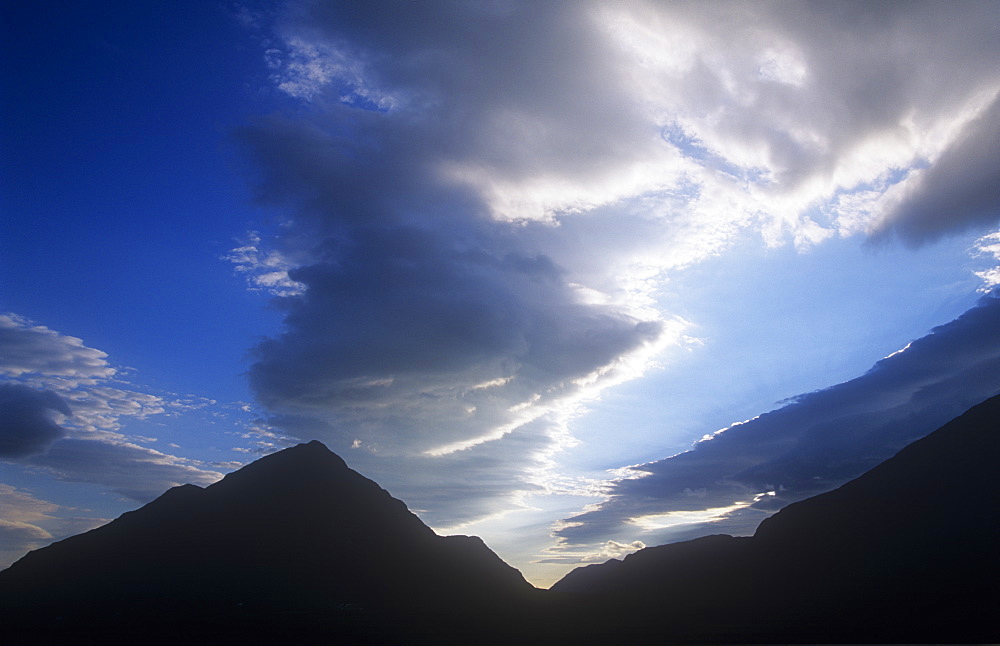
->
<box><xmin>2</xmin><ymin>1</ymin><xmax>1000</xmax><ymax>587</ymax></box>
<box><xmin>3</xmin><ymin>395</ymin><xmax>997</xmax><ymax>642</ymax></box>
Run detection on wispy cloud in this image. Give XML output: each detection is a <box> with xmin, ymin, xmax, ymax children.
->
<box><xmin>0</xmin><ymin>484</ymin><xmax>108</xmax><ymax>569</ymax></box>
<box><xmin>27</xmin><ymin>440</ymin><xmax>221</xmax><ymax>502</ymax></box>
<box><xmin>973</xmin><ymin>231</ymin><xmax>1000</xmax><ymax>291</ymax></box>
<box><xmin>0</xmin><ymin>314</ymin><xmax>115</xmax><ymax>383</ymax></box>
<box><xmin>0</xmin><ymin>314</ymin><xmax>226</xmax><ymax>502</ymax></box>
<box><xmin>225</xmin><ymin>231</ymin><xmax>306</xmax><ymax>297</ymax></box>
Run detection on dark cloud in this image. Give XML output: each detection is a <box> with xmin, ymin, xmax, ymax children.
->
<box><xmin>556</xmin><ymin>292</ymin><xmax>1000</xmax><ymax>547</ymax></box>
<box><xmin>0</xmin><ymin>384</ymin><xmax>71</xmax><ymax>458</ymax></box>
<box><xmin>247</xmin><ymin>214</ymin><xmax>662</xmax><ymax>455</ymax></box>
<box><xmin>872</xmin><ymin>95</ymin><xmax>1000</xmax><ymax>245</ymax></box>
<box><xmin>237</xmin><ymin>2</ymin><xmax>668</xmax><ymax>468</ymax></box>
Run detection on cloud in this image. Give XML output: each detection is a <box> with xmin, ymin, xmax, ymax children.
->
<box><xmin>0</xmin><ymin>314</ymin><xmax>115</xmax><ymax>382</ymax></box>
<box><xmin>0</xmin><ymin>519</ymin><xmax>52</xmax><ymax>542</ymax></box>
<box><xmin>0</xmin><ymin>314</ymin><xmax>227</xmax><ymax>439</ymax></box>
<box><xmin>0</xmin><ymin>313</ymin><xmax>168</xmax><ymax>437</ymax></box>
<box><xmin>0</xmin><ymin>385</ymin><xmax>71</xmax><ymax>458</ymax></box>
<box><xmin>553</xmin><ymin>292</ymin><xmax>1000</xmax><ymax>550</ymax></box>
<box><xmin>0</xmin><ymin>483</ymin><xmax>58</xmax><ymax>525</ymax></box>
<box><xmin>236</xmin><ymin>1</ymin><xmax>1000</xmax><ymax>529</ymax></box>
<box><xmin>973</xmin><ymin>231</ymin><xmax>1000</xmax><ymax>291</ymax></box>
<box><xmin>0</xmin><ymin>484</ymin><xmax>108</xmax><ymax>569</ymax></box>
<box><xmin>27</xmin><ymin>440</ymin><xmax>222</xmax><ymax>503</ymax></box>
<box><xmin>0</xmin><ymin>314</ymin><xmax>230</xmax><ymax>506</ymax></box>
<box><xmin>871</xmin><ymin>95</ymin><xmax>1000</xmax><ymax>245</ymax></box>
<box><xmin>248</xmin><ymin>221</ymin><xmax>665</xmax><ymax>453</ymax></box>
<box><xmin>224</xmin><ymin>231</ymin><xmax>307</xmax><ymax>296</ymax></box>
<box><xmin>538</xmin><ymin>538</ymin><xmax>648</xmax><ymax>566</ymax></box>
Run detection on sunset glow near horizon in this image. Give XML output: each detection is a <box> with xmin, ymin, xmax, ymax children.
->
<box><xmin>2</xmin><ymin>1</ymin><xmax>1000</xmax><ymax>588</ymax></box>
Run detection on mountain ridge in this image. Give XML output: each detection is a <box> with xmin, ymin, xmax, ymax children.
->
<box><xmin>2</xmin><ymin>395</ymin><xmax>998</xmax><ymax>643</ymax></box>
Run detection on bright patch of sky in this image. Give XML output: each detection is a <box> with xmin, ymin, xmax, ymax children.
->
<box><xmin>2</xmin><ymin>1</ymin><xmax>999</xmax><ymax>588</ymax></box>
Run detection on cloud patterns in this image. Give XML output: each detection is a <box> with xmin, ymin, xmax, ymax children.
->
<box><xmin>237</xmin><ymin>0</ymin><xmax>1000</xmax><ymax>528</ymax></box>
<box><xmin>552</xmin><ymin>292</ymin><xmax>1000</xmax><ymax>556</ymax></box>
<box><xmin>0</xmin><ymin>315</ymin><xmax>223</xmax><ymax>499</ymax></box>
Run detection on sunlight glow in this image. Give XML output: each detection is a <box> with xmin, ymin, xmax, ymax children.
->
<box><xmin>883</xmin><ymin>342</ymin><xmax>913</xmax><ymax>360</ymax></box>
<box><xmin>628</xmin><ymin>500</ymin><xmax>752</xmax><ymax>531</ymax></box>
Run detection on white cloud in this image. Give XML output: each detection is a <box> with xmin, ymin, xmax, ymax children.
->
<box><xmin>973</xmin><ymin>231</ymin><xmax>1000</xmax><ymax>291</ymax></box>
<box><xmin>538</xmin><ymin>535</ymin><xmax>647</xmax><ymax>566</ymax></box>
<box><xmin>0</xmin><ymin>315</ymin><xmax>175</xmax><ymax>439</ymax></box>
<box><xmin>225</xmin><ymin>231</ymin><xmax>306</xmax><ymax>296</ymax></box>
<box><xmin>0</xmin><ymin>314</ymin><xmax>235</xmax><ymax>442</ymax></box>
<box><xmin>628</xmin><ymin>502</ymin><xmax>756</xmax><ymax>532</ymax></box>
<box><xmin>0</xmin><ymin>314</ymin><xmax>115</xmax><ymax>382</ymax></box>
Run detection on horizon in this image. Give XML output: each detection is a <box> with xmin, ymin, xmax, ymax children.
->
<box><xmin>2</xmin><ymin>0</ymin><xmax>1000</xmax><ymax>589</ymax></box>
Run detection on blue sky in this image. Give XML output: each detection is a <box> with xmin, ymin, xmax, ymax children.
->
<box><xmin>2</xmin><ymin>0</ymin><xmax>1000</xmax><ymax>587</ymax></box>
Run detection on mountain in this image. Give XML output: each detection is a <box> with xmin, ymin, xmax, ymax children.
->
<box><xmin>4</xmin><ymin>396</ymin><xmax>998</xmax><ymax>643</ymax></box>
<box><xmin>0</xmin><ymin>440</ymin><xmax>537</xmax><ymax>643</ymax></box>
<box><xmin>550</xmin><ymin>392</ymin><xmax>1000</xmax><ymax>643</ymax></box>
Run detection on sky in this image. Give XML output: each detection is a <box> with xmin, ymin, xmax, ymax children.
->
<box><xmin>2</xmin><ymin>0</ymin><xmax>999</xmax><ymax>588</ymax></box>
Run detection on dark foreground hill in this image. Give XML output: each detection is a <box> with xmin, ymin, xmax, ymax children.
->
<box><xmin>0</xmin><ymin>441</ymin><xmax>539</xmax><ymax>644</ymax></box>
<box><xmin>550</xmin><ymin>392</ymin><xmax>1000</xmax><ymax>643</ymax></box>
<box><xmin>2</xmin><ymin>394</ymin><xmax>998</xmax><ymax>643</ymax></box>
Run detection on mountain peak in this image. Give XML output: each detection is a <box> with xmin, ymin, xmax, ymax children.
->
<box><xmin>264</xmin><ymin>439</ymin><xmax>346</xmax><ymax>465</ymax></box>
<box><xmin>209</xmin><ymin>440</ymin><xmax>350</xmax><ymax>493</ymax></box>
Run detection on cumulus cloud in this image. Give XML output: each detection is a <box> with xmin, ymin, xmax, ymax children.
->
<box><xmin>553</xmin><ymin>292</ymin><xmax>1000</xmax><ymax>551</ymax></box>
<box><xmin>236</xmin><ymin>1</ymin><xmax>1000</xmax><ymax>528</ymax></box>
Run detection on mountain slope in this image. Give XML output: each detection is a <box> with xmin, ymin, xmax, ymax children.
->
<box><xmin>550</xmin><ymin>393</ymin><xmax>1000</xmax><ymax>643</ymax></box>
<box><xmin>0</xmin><ymin>441</ymin><xmax>536</xmax><ymax>643</ymax></box>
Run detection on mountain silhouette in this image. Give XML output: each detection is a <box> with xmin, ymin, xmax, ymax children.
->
<box><xmin>3</xmin><ymin>395</ymin><xmax>998</xmax><ymax>643</ymax></box>
<box><xmin>549</xmin><ymin>392</ymin><xmax>1000</xmax><ymax>643</ymax></box>
<box><xmin>0</xmin><ymin>440</ymin><xmax>537</xmax><ymax>643</ymax></box>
